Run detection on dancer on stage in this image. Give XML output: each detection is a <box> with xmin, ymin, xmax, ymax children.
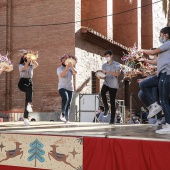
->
<box><xmin>140</xmin><ymin>26</ymin><xmax>170</xmax><ymax>134</ymax></box>
<box><xmin>18</xmin><ymin>51</ymin><xmax>39</xmax><ymax>125</ymax></box>
<box><xmin>57</xmin><ymin>54</ymin><xmax>77</xmax><ymax>123</ymax></box>
<box><xmin>138</xmin><ymin>51</ymin><xmax>163</xmax><ymax>126</ymax></box>
<box><xmin>99</xmin><ymin>50</ymin><xmax>121</xmax><ymax>124</ymax></box>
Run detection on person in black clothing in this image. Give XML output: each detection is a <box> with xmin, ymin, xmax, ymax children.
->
<box><xmin>18</xmin><ymin>52</ymin><xmax>39</xmax><ymax>126</ymax></box>
<box><xmin>99</xmin><ymin>50</ymin><xmax>121</xmax><ymax>124</ymax></box>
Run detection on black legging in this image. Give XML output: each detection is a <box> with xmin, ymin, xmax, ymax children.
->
<box><xmin>101</xmin><ymin>84</ymin><xmax>117</xmax><ymax>123</ymax></box>
<box><xmin>18</xmin><ymin>78</ymin><xmax>33</xmax><ymax>118</ymax></box>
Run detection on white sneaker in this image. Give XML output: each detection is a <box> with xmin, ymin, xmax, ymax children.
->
<box><xmin>26</xmin><ymin>104</ymin><xmax>33</xmax><ymax>112</ymax></box>
<box><xmin>155</xmin><ymin>123</ymin><xmax>170</xmax><ymax>134</ymax></box>
<box><xmin>147</xmin><ymin>102</ymin><xmax>162</xmax><ymax>119</ymax></box>
<box><xmin>152</xmin><ymin>120</ymin><xmax>162</xmax><ymax>127</ymax></box>
<box><xmin>60</xmin><ymin>113</ymin><xmax>66</xmax><ymax>122</ymax></box>
<box><xmin>161</xmin><ymin>122</ymin><xmax>168</xmax><ymax>129</ymax></box>
<box><xmin>24</xmin><ymin>119</ymin><xmax>30</xmax><ymax>126</ymax></box>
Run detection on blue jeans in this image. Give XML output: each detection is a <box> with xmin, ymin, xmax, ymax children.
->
<box><xmin>139</xmin><ymin>75</ymin><xmax>159</xmax><ymax>105</ymax></box>
<box><xmin>139</xmin><ymin>73</ymin><xmax>170</xmax><ymax>123</ymax></box>
<box><xmin>138</xmin><ymin>90</ymin><xmax>150</xmax><ymax>107</ymax></box>
<box><xmin>158</xmin><ymin>73</ymin><xmax>170</xmax><ymax>124</ymax></box>
<box><xmin>138</xmin><ymin>89</ymin><xmax>162</xmax><ymax>119</ymax></box>
<box><xmin>59</xmin><ymin>88</ymin><xmax>73</xmax><ymax>121</ymax></box>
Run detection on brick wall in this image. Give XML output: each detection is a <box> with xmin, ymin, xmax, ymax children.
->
<box><xmin>0</xmin><ymin>0</ymin><xmax>7</xmax><ymax>110</ymax></box>
<box><xmin>113</xmin><ymin>0</ymin><xmax>138</xmax><ymax>47</ymax></box>
<box><xmin>81</xmin><ymin>0</ymin><xmax>107</xmax><ymax>36</ymax></box>
<box><xmin>141</xmin><ymin>0</ymin><xmax>153</xmax><ymax>49</ymax></box>
<box><xmin>1</xmin><ymin>0</ymin><xmax>166</xmax><ymax>120</ymax></box>
<box><xmin>0</xmin><ymin>0</ymin><xmax>75</xmax><ymax>112</ymax></box>
<box><xmin>113</xmin><ymin>0</ymin><xmax>141</xmax><ymax>112</ymax></box>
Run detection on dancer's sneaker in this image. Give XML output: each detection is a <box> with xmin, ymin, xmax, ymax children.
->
<box><xmin>161</xmin><ymin>123</ymin><xmax>167</xmax><ymax>129</ymax></box>
<box><xmin>24</xmin><ymin>119</ymin><xmax>30</xmax><ymax>126</ymax></box>
<box><xmin>65</xmin><ymin>120</ymin><xmax>70</xmax><ymax>124</ymax></box>
<box><xmin>147</xmin><ymin>102</ymin><xmax>162</xmax><ymax>119</ymax></box>
<box><xmin>152</xmin><ymin>120</ymin><xmax>162</xmax><ymax>127</ymax></box>
<box><xmin>103</xmin><ymin>110</ymin><xmax>108</xmax><ymax>117</ymax></box>
<box><xmin>109</xmin><ymin>121</ymin><xmax>114</xmax><ymax>125</ymax></box>
<box><xmin>60</xmin><ymin>113</ymin><xmax>66</xmax><ymax>122</ymax></box>
<box><xmin>155</xmin><ymin>123</ymin><xmax>170</xmax><ymax>134</ymax></box>
<box><xmin>26</xmin><ymin>103</ymin><xmax>33</xmax><ymax>113</ymax></box>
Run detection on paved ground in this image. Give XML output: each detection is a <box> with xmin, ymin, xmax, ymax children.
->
<box><xmin>0</xmin><ymin>121</ymin><xmax>170</xmax><ymax>141</ymax></box>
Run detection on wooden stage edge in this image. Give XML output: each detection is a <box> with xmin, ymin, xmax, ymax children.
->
<box><xmin>0</xmin><ymin>122</ymin><xmax>170</xmax><ymax>170</ymax></box>
<box><xmin>0</xmin><ymin>121</ymin><xmax>170</xmax><ymax>142</ymax></box>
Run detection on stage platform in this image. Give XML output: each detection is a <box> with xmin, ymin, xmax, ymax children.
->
<box><xmin>0</xmin><ymin>122</ymin><xmax>170</xmax><ymax>170</ymax></box>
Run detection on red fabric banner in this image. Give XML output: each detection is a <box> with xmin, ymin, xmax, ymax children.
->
<box><xmin>84</xmin><ymin>137</ymin><xmax>170</xmax><ymax>170</ymax></box>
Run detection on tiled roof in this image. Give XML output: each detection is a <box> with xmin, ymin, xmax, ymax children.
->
<box><xmin>81</xmin><ymin>26</ymin><xmax>129</xmax><ymax>55</ymax></box>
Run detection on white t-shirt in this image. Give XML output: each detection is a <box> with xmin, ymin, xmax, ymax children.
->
<box><xmin>102</xmin><ymin>61</ymin><xmax>121</xmax><ymax>89</ymax></box>
<box><xmin>157</xmin><ymin>40</ymin><xmax>170</xmax><ymax>75</ymax></box>
<box><xmin>57</xmin><ymin>66</ymin><xmax>74</xmax><ymax>91</ymax></box>
<box><xmin>19</xmin><ymin>64</ymin><xmax>34</xmax><ymax>78</ymax></box>
<box><xmin>98</xmin><ymin>112</ymin><xmax>110</xmax><ymax>123</ymax></box>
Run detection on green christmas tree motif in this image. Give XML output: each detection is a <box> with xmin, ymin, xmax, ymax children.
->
<box><xmin>27</xmin><ymin>139</ymin><xmax>45</xmax><ymax>167</ymax></box>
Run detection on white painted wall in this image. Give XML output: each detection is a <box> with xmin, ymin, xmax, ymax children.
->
<box><xmin>137</xmin><ymin>0</ymin><xmax>141</xmax><ymax>49</ymax></box>
<box><xmin>152</xmin><ymin>0</ymin><xmax>167</xmax><ymax>48</ymax></box>
<box><xmin>107</xmin><ymin>0</ymin><xmax>113</xmax><ymax>40</ymax></box>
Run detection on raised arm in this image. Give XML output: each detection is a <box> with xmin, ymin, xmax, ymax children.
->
<box><xmin>32</xmin><ymin>60</ymin><xmax>39</xmax><ymax>69</ymax></box>
<box><xmin>140</xmin><ymin>48</ymin><xmax>161</xmax><ymax>55</ymax></box>
<box><xmin>70</xmin><ymin>65</ymin><xmax>77</xmax><ymax>74</ymax></box>
<box><xmin>21</xmin><ymin>58</ymin><xmax>31</xmax><ymax>71</ymax></box>
<box><xmin>59</xmin><ymin>63</ymin><xmax>71</xmax><ymax>78</ymax></box>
